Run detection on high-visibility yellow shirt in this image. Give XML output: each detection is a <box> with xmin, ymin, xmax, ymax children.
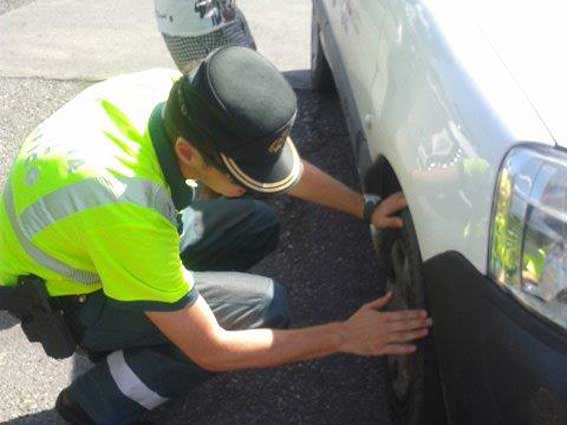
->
<box><xmin>0</xmin><ymin>69</ymin><xmax>199</xmax><ymax>311</ymax></box>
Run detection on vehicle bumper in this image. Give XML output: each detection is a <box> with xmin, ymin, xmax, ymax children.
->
<box><xmin>422</xmin><ymin>251</ymin><xmax>567</xmax><ymax>425</ymax></box>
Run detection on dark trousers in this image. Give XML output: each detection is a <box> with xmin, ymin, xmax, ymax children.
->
<box><xmin>64</xmin><ymin>198</ymin><xmax>290</xmax><ymax>425</ymax></box>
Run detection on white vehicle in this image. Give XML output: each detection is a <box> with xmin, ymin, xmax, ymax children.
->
<box><xmin>311</xmin><ymin>1</ymin><xmax>567</xmax><ymax>424</ymax></box>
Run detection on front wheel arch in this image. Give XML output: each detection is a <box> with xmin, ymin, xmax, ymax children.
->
<box><xmin>363</xmin><ymin>155</ymin><xmax>401</xmax><ymax>198</ymax></box>
<box><xmin>364</xmin><ymin>157</ymin><xmax>447</xmax><ymax>425</ymax></box>
<box><xmin>363</xmin><ymin>156</ymin><xmax>405</xmax><ymax>275</ymax></box>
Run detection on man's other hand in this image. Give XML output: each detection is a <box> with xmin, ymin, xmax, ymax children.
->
<box><xmin>371</xmin><ymin>192</ymin><xmax>407</xmax><ymax>229</ymax></box>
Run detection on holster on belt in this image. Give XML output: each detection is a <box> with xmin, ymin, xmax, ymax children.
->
<box><xmin>0</xmin><ymin>275</ymin><xmax>77</xmax><ymax>359</ymax></box>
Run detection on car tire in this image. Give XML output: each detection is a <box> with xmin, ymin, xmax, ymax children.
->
<box><xmin>380</xmin><ymin>209</ymin><xmax>447</xmax><ymax>425</ymax></box>
<box><xmin>311</xmin><ymin>14</ymin><xmax>335</xmax><ymax>92</ymax></box>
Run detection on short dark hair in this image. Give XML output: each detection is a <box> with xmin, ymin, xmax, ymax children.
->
<box><xmin>163</xmin><ymin>113</ymin><xmax>224</xmax><ymax>171</ymax></box>
<box><xmin>163</xmin><ymin>79</ymin><xmax>227</xmax><ymax>171</ymax></box>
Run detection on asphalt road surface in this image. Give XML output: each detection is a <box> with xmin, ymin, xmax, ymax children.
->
<box><xmin>0</xmin><ymin>1</ymin><xmax>392</xmax><ymax>424</ymax></box>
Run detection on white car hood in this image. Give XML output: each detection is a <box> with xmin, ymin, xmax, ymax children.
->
<box><xmin>474</xmin><ymin>1</ymin><xmax>567</xmax><ymax>148</ymax></box>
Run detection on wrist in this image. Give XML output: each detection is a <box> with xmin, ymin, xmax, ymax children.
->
<box><xmin>362</xmin><ymin>194</ymin><xmax>382</xmax><ymax>224</ymax></box>
<box><xmin>330</xmin><ymin>321</ymin><xmax>348</xmax><ymax>353</ymax></box>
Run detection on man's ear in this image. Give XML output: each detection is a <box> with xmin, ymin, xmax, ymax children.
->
<box><xmin>174</xmin><ymin>137</ymin><xmax>198</xmax><ymax>166</ymax></box>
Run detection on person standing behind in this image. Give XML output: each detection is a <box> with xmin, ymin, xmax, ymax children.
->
<box><xmin>155</xmin><ymin>0</ymin><xmax>256</xmax><ymax>73</ymax></box>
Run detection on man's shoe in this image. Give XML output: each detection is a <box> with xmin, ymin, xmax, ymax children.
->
<box><xmin>55</xmin><ymin>388</ymin><xmax>95</xmax><ymax>425</ymax></box>
<box><xmin>56</xmin><ymin>387</ymin><xmax>155</xmax><ymax>425</ymax></box>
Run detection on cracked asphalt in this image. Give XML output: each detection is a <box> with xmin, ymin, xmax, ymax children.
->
<box><xmin>0</xmin><ymin>1</ymin><xmax>392</xmax><ymax>424</ymax></box>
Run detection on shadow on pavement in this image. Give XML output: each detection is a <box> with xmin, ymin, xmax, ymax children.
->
<box><xmin>3</xmin><ymin>409</ymin><xmax>66</xmax><ymax>425</ymax></box>
<box><xmin>0</xmin><ymin>311</ymin><xmax>19</xmax><ymax>331</ymax></box>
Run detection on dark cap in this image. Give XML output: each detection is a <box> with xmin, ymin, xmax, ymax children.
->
<box><xmin>163</xmin><ymin>46</ymin><xmax>302</xmax><ymax>194</ymax></box>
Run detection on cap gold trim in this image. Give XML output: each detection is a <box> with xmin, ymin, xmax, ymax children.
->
<box><xmin>220</xmin><ymin>138</ymin><xmax>302</xmax><ymax>193</ymax></box>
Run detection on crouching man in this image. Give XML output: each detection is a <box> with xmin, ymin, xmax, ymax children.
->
<box><xmin>0</xmin><ymin>46</ymin><xmax>431</xmax><ymax>425</ymax></box>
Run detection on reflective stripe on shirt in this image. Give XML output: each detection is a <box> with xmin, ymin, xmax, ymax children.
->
<box><xmin>20</xmin><ymin>175</ymin><xmax>177</xmax><ymax>239</ymax></box>
<box><xmin>3</xmin><ymin>181</ymin><xmax>100</xmax><ymax>284</ymax></box>
<box><xmin>3</xmin><ymin>175</ymin><xmax>176</xmax><ymax>284</ymax></box>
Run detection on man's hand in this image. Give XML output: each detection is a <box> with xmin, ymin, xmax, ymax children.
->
<box><xmin>339</xmin><ymin>292</ymin><xmax>431</xmax><ymax>356</ymax></box>
<box><xmin>371</xmin><ymin>192</ymin><xmax>407</xmax><ymax>229</ymax></box>
<box><xmin>147</xmin><ymin>292</ymin><xmax>430</xmax><ymax>372</ymax></box>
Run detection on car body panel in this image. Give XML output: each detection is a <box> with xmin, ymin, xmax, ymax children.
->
<box><xmin>315</xmin><ymin>0</ymin><xmax>554</xmax><ymax>272</ymax></box>
<box><xmin>470</xmin><ymin>0</ymin><xmax>567</xmax><ymax>147</ymax></box>
<box><xmin>314</xmin><ymin>0</ymin><xmax>374</xmax><ymax>179</ymax></box>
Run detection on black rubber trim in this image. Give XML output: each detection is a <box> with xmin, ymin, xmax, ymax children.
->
<box><xmin>423</xmin><ymin>251</ymin><xmax>567</xmax><ymax>354</ymax></box>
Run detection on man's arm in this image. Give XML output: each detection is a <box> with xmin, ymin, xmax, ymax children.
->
<box><xmin>146</xmin><ymin>292</ymin><xmax>431</xmax><ymax>372</ymax></box>
<box><xmin>288</xmin><ymin>160</ymin><xmax>406</xmax><ymax>229</ymax></box>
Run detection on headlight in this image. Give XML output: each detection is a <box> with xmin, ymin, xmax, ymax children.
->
<box><xmin>489</xmin><ymin>145</ymin><xmax>567</xmax><ymax>329</ymax></box>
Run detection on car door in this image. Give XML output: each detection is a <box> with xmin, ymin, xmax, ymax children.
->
<box><xmin>332</xmin><ymin>0</ymin><xmax>388</xmax><ymax>175</ymax></box>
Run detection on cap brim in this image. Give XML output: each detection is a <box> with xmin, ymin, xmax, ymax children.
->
<box><xmin>220</xmin><ymin>137</ymin><xmax>302</xmax><ymax>194</ymax></box>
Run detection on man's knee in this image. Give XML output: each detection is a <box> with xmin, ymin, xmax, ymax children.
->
<box><xmin>261</xmin><ymin>281</ymin><xmax>290</xmax><ymax>329</ymax></box>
